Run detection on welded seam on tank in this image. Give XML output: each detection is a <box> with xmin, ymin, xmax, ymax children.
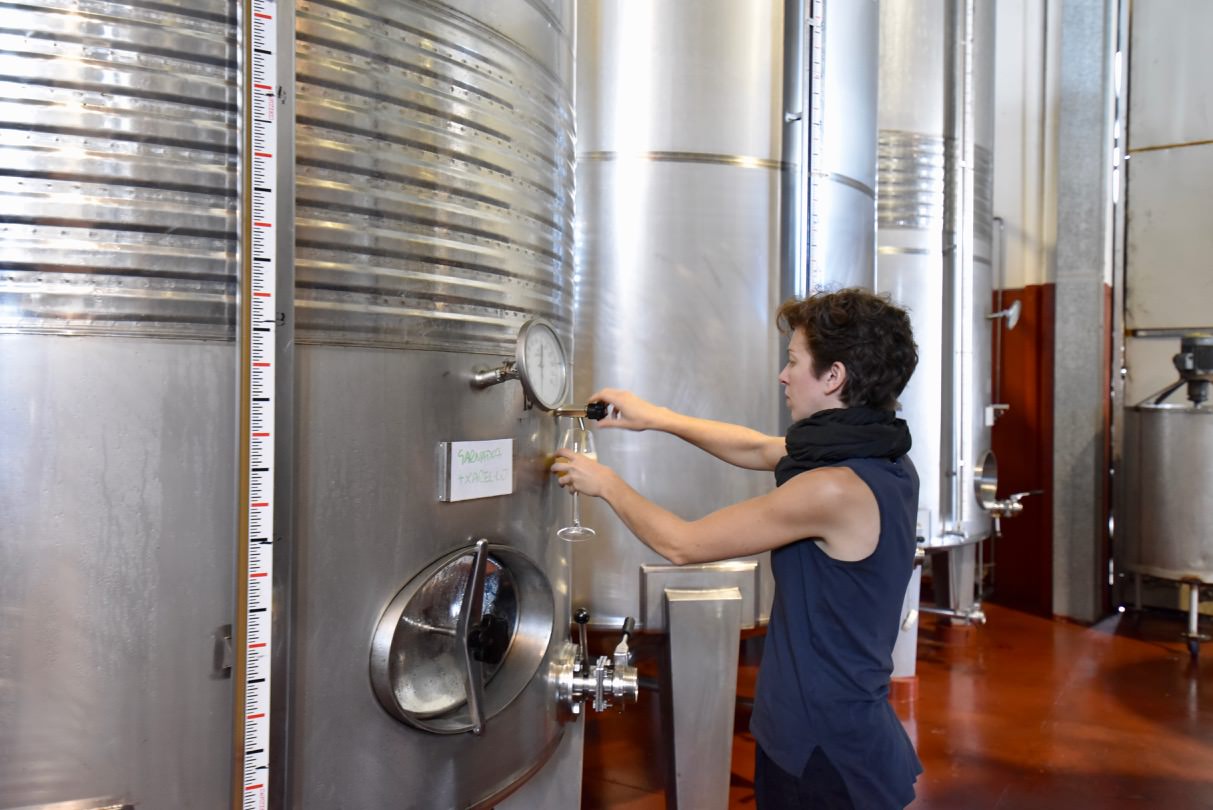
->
<box><xmin>877</xmin><ymin>247</ymin><xmax>939</xmax><ymax>256</ymax></box>
<box><xmin>1127</xmin><ymin>138</ymin><xmax>1213</xmax><ymax>155</ymax></box>
<box><xmin>578</xmin><ymin>151</ymin><xmax>785</xmax><ymax>170</ymax></box>
<box><xmin>811</xmin><ymin>170</ymin><xmax>875</xmax><ymax>199</ymax></box>
<box><xmin>876</xmin><ymin>246</ymin><xmax>993</xmax><ymax>266</ymax></box>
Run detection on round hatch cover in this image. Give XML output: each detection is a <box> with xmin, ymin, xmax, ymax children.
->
<box><xmin>370</xmin><ymin>542</ymin><xmax>554</xmax><ymax>734</ymax></box>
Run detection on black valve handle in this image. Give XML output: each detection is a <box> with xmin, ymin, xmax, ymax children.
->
<box><xmin>573</xmin><ymin>607</ymin><xmax>590</xmax><ymax>668</ymax></box>
<box><xmin>620</xmin><ymin>616</ymin><xmax>635</xmax><ymax>640</ymax></box>
<box><xmin>586</xmin><ymin>401</ymin><xmax>608</xmax><ymax>420</ymax></box>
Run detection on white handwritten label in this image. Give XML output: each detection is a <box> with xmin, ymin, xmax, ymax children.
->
<box><xmin>438</xmin><ymin>439</ymin><xmax>514</xmax><ymax>502</ymax></box>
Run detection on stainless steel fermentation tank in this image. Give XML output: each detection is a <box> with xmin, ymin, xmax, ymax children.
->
<box><xmin>574</xmin><ymin>7</ymin><xmax>782</xmax><ymax>806</ymax></box>
<box><xmin>289</xmin><ymin>2</ymin><xmax>585</xmax><ymax>806</ymax></box>
<box><xmin>875</xmin><ymin>0</ymin><xmax>1005</xmax><ymax>624</ymax></box>
<box><xmin>573</xmin><ymin>0</ymin><xmax>783</xmax><ymax>636</ymax></box>
<box><xmin>573</xmin><ymin>2</ymin><xmax>879</xmax><ymax>807</ymax></box>
<box><xmin>1</xmin><ymin>1</ymin><xmax>586</xmax><ymax>808</ymax></box>
<box><xmin>573</xmin><ymin>0</ymin><xmax>881</xmax><ymax>632</ymax></box>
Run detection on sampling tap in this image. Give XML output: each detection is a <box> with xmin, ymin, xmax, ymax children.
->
<box><xmin>557</xmin><ymin>607</ymin><xmax>638</xmax><ymax>714</ymax></box>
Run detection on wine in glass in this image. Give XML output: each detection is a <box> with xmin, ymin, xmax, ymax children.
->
<box><xmin>556</xmin><ymin>418</ymin><xmax>597</xmax><ymax>542</ymax></box>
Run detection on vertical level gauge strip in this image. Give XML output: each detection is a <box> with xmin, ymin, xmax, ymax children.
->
<box><xmin>236</xmin><ymin>1</ymin><xmax>279</xmax><ymax>808</ymax></box>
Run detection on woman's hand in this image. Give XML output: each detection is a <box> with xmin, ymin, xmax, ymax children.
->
<box><xmin>551</xmin><ymin>449</ymin><xmax>616</xmax><ymax>499</ymax></box>
<box><xmin>589</xmin><ymin>388</ymin><xmax>671</xmax><ymax>432</ymax></box>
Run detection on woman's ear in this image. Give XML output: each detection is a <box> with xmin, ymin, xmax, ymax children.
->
<box><xmin>824</xmin><ymin>361</ymin><xmax>847</xmax><ymax>397</ymax></box>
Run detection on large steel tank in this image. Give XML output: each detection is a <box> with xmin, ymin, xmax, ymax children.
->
<box><xmin>875</xmin><ymin>0</ymin><xmax>997</xmax><ymax>615</ymax></box>
<box><xmin>1</xmin><ymin>0</ymin><xmax>580</xmax><ymax>807</ymax></box>
<box><xmin>1122</xmin><ymin>338</ymin><xmax>1213</xmax><ymax>589</ymax></box>
<box><xmin>287</xmin><ymin>0</ymin><xmax>579</xmax><ymax>806</ymax></box>
<box><xmin>572</xmin><ymin>0</ymin><xmax>784</xmax><ymax>632</ymax></box>
<box><xmin>0</xmin><ymin>3</ymin><xmax>238</xmax><ymax>808</ymax></box>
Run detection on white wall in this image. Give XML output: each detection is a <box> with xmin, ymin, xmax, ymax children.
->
<box><xmin>1121</xmin><ymin>0</ymin><xmax>1213</xmax><ymax>404</ymax></box>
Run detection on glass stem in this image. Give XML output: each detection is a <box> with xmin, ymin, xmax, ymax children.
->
<box><xmin>571</xmin><ymin>491</ymin><xmax>582</xmax><ymax>527</ymax></box>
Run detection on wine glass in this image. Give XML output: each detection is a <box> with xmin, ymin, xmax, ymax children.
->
<box><xmin>556</xmin><ymin>418</ymin><xmax>597</xmax><ymax>542</ymax></box>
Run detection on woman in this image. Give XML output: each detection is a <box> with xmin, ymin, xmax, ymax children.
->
<box><xmin>552</xmin><ymin>288</ymin><xmax>923</xmax><ymax>809</ymax></box>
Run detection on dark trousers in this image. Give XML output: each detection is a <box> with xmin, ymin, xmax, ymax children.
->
<box><xmin>755</xmin><ymin>745</ymin><xmax>855</xmax><ymax>810</ymax></box>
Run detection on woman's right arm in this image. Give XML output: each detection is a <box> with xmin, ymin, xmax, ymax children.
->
<box><xmin>590</xmin><ymin>388</ymin><xmax>786</xmax><ymax>471</ymax></box>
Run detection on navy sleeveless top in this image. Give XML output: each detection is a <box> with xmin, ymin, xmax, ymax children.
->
<box><xmin>750</xmin><ymin>456</ymin><xmax>923</xmax><ymax>809</ymax></box>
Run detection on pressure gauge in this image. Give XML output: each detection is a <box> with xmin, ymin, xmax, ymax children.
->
<box><xmin>514</xmin><ymin>319</ymin><xmax>568</xmax><ymax>411</ymax></box>
<box><xmin>470</xmin><ymin>318</ymin><xmax>570</xmax><ymax>411</ymax></box>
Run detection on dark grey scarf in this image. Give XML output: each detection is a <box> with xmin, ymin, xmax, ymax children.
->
<box><xmin>774</xmin><ymin>407</ymin><xmax>912</xmax><ymax>487</ymax></box>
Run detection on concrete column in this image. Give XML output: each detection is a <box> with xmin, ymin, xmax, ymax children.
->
<box><xmin>1052</xmin><ymin>0</ymin><xmax>1117</xmax><ymax>623</ymax></box>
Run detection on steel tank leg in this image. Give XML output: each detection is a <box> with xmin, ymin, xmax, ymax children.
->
<box><xmin>1185</xmin><ymin>581</ymin><xmax>1205</xmax><ymax>660</ymax></box>
<box><xmin>662</xmin><ymin>587</ymin><xmax>744</xmax><ymax>810</ymax></box>
<box><xmin>946</xmin><ymin>544</ymin><xmax>979</xmax><ymax>618</ymax></box>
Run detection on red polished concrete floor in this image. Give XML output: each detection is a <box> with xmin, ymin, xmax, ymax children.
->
<box><xmin>581</xmin><ymin>603</ymin><xmax>1213</xmax><ymax>809</ymax></box>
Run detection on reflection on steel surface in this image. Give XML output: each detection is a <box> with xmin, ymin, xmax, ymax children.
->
<box><xmin>877</xmin><ymin>131</ymin><xmax>993</xmax><ymax>242</ymax></box>
<box><xmin>0</xmin><ymin>2</ymin><xmax>238</xmax><ymax>339</ymax></box>
<box><xmin>293</xmin><ymin>0</ymin><xmax>574</xmax><ymax>353</ymax></box>
<box><xmin>573</xmin><ymin>0</ymin><xmax>782</xmax><ymax>630</ymax></box>
<box><xmin>789</xmin><ymin>0</ymin><xmax>881</xmax><ymax>293</ymax></box>
<box><xmin>291</xmin><ymin>2</ymin><xmax>579</xmax><ymax>805</ymax></box>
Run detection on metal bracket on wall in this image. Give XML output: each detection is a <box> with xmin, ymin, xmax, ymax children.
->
<box><xmin>214</xmin><ymin>624</ymin><xmax>234</xmax><ymax>679</ymax></box>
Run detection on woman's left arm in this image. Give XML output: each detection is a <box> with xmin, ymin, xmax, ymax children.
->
<box><xmin>552</xmin><ymin>450</ymin><xmax>865</xmax><ymax>564</ymax></box>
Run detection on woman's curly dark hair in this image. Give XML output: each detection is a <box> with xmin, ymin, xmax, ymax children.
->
<box><xmin>777</xmin><ymin>288</ymin><xmax>918</xmax><ymax>411</ymax></box>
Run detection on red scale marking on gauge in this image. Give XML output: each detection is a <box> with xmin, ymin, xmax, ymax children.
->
<box><xmin>239</xmin><ymin>2</ymin><xmax>277</xmax><ymax>809</ymax></box>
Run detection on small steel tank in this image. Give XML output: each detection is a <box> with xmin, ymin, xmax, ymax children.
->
<box><xmin>1123</xmin><ymin>403</ymin><xmax>1213</xmax><ymax>582</ymax></box>
<box><xmin>1123</xmin><ymin>336</ymin><xmax>1213</xmax><ymax>582</ymax></box>
<box><xmin>1121</xmin><ymin>335</ymin><xmax>1213</xmax><ymax>657</ymax></box>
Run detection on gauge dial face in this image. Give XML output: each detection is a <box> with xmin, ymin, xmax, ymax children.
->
<box><xmin>517</xmin><ymin>320</ymin><xmax>568</xmax><ymax>411</ymax></box>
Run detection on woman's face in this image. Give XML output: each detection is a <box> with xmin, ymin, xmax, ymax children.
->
<box><xmin>778</xmin><ymin>327</ymin><xmax>842</xmax><ymax>421</ymax></box>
